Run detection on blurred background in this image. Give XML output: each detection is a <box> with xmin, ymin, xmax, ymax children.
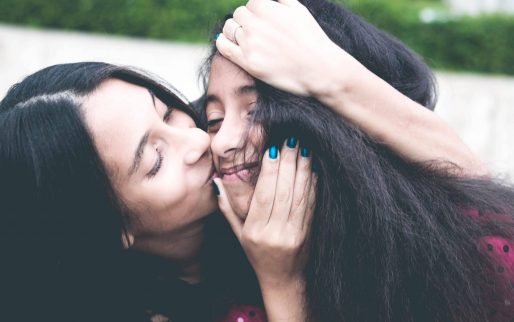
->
<box><xmin>1</xmin><ymin>0</ymin><xmax>513</xmax><ymax>179</ymax></box>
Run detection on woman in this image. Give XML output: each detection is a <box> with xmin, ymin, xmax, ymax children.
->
<box><xmin>204</xmin><ymin>0</ymin><xmax>514</xmax><ymax>321</ymax></box>
<box><xmin>0</xmin><ymin>62</ymin><xmax>315</xmax><ymax>322</ymax></box>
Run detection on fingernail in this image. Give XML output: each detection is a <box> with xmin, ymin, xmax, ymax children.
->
<box><xmin>312</xmin><ymin>160</ymin><xmax>318</xmax><ymax>173</ymax></box>
<box><xmin>212</xmin><ymin>181</ymin><xmax>220</xmax><ymax>196</ymax></box>
<box><xmin>269</xmin><ymin>145</ymin><xmax>278</xmax><ymax>160</ymax></box>
<box><xmin>301</xmin><ymin>147</ymin><xmax>310</xmax><ymax>157</ymax></box>
<box><xmin>214</xmin><ymin>33</ymin><xmax>221</xmax><ymax>41</ymax></box>
<box><xmin>287</xmin><ymin>136</ymin><xmax>297</xmax><ymax>148</ymax></box>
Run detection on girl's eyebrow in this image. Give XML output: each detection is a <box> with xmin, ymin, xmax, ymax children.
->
<box><xmin>235</xmin><ymin>84</ymin><xmax>256</xmax><ymax>96</ymax></box>
<box><xmin>204</xmin><ymin>93</ymin><xmax>220</xmax><ymax>106</ymax></box>
<box><xmin>204</xmin><ymin>83</ymin><xmax>256</xmax><ymax>107</ymax></box>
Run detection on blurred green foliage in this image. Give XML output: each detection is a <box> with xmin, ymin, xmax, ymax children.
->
<box><xmin>0</xmin><ymin>0</ymin><xmax>513</xmax><ymax>74</ymax></box>
<box><xmin>0</xmin><ymin>0</ymin><xmax>243</xmax><ymax>41</ymax></box>
<box><xmin>344</xmin><ymin>0</ymin><xmax>514</xmax><ymax>75</ymax></box>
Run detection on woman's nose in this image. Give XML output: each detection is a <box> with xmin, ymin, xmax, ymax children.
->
<box><xmin>210</xmin><ymin>116</ymin><xmax>245</xmax><ymax>159</ymax></box>
<box><xmin>168</xmin><ymin>126</ymin><xmax>211</xmax><ymax>166</ymax></box>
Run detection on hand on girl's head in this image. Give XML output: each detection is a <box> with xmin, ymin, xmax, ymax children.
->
<box><xmin>215</xmin><ymin>0</ymin><xmax>334</xmax><ymax>96</ymax></box>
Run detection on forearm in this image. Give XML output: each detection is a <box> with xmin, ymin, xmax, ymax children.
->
<box><xmin>309</xmin><ymin>44</ymin><xmax>487</xmax><ymax>177</ymax></box>
<box><xmin>259</xmin><ymin>278</ymin><xmax>308</xmax><ymax>322</ymax></box>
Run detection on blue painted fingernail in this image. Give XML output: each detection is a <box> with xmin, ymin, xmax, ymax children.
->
<box><xmin>287</xmin><ymin>136</ymin><xmax>297</xmax><ymax>148</ymax></box>
<box><xmin>214</xmin><ymin>33</ymin><xmax>221</xmax><ymax>41</ymax></box>
<box><xmin>269</xmin><ymin>145</ymin><xmax>278</xmax><ymax>159</ymax></box>
<box><xmin>301</xmin><ymin>147</ymin><xmax>310</xmax><ymax>157</ymax></box>
<box><xmin>312</xmin><ymin>161</ymin><xmax>318</xmax><ymax>173</ymax></box>
<box><xmin>212</xmin><ymin>182</ymin><xmax>220</xmax><ymax>196</ymax></box>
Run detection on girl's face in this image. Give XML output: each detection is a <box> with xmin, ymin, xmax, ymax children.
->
<box><xmin>205</xmin><ymin>56</ymin><xmax>261</xmax><ymax>219</ymax></box>
<box><xmin>83</xmin><ymin>79</ymin><xmax>217</xmax><ymax>246</ymax></box>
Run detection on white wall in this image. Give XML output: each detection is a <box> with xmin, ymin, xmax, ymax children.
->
<box><xmin>0</xmin><ymin>24</ymin><xmax>208</xmax><ymax>101</ymax></box>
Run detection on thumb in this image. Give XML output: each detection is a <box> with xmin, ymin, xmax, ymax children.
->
<box><xmin>213</xmin><ymin>178</ymin><xmax>243</xmax><ymax>238</ymax></box>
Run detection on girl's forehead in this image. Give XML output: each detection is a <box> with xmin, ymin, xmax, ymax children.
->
<box><xmin>211</xmin><ymin>55</ymin><xmax>252</xmax><ymax>80</ymax></box>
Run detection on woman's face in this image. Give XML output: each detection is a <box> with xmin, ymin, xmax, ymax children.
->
<box><xmin>83</xmin><ymin>79</ymin><xmax>217</xmax><ymax>244</ymax></box>
<box><xmin>205</xmin><ymin>56</ymin><xmax>261</xmax><ymax>219</ymax></box>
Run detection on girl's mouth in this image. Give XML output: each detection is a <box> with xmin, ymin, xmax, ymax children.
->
<box><xmin>220</xmin><ymin>162</ymin><xmax>259</xmax><ymax>182</ymax></box>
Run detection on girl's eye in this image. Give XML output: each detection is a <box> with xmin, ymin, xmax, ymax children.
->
<box><xmin>246</xmin><ymin>103</ymin><xmax>256</xmax><ymax>119</ymax></box>
<box><xmin>207</xmin><ymin>118</ymin><xmax>223</xmax><ymax>134</ymax></box>
<box><xmin>147</xmin><ymin>148</ymin><xmax>163</xmax><ymax>178</ymax></box>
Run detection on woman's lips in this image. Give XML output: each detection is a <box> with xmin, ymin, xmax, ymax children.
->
<box><xmin>220</xmin><ymin>162</ymin><xmax>258</xmax><ymax>182</ymax></box>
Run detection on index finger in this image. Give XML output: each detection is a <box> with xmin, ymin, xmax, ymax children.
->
<box><xmin>245</xmin><ymin>145</ymin><xmax>280</xmax><ymax>227</ymax></box>
<box><xmin>216</xmin><ymin>33</ymin><xmax>244</xmax><ymax>67</ymax></box>
<box><xmin>267</xmin><ymin>137</ymin><xmax>300</xmax><ymax>225</ymax></box>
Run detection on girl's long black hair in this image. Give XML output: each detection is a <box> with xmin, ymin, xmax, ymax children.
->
<box><xmin>202</xmin><ymin>1</ymin><xmax>514</xmax><ymax>321</ymax></box>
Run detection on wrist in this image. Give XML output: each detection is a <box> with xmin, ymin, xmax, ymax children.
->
<box><xmin>259</xmin><ymin>277</ymin><xmax>307</xmax><ymax>322</ymax></box>
<box><xmin>307</xmin><ymin>42</ymin><xmax>381</xmax><ymax>123</ymax></box>
<box><xmin>258</xmin><ymin>273</ymin><xmax>305</xmax><ymax>294</ymax></box>
<box><xmin>305</xmin><ymin>42</ymin><xmax>355</xmax><ymax>103</ymax></box>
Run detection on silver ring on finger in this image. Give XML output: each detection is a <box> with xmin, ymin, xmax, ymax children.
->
<box><xmin>233</xmin><ymin>25</ymin><xmax>243</xmax><ymax>45</ymax></box>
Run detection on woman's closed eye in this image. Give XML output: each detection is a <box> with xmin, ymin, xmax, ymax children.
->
<box><xmin>145</xmin><ymin>106</ymin><xmax>180</xmax><ymax>179</ymax></box>
<box><xmin>147</xmin><ymin>147</ymin><xmax>163</xmax><ymax>178</ymax></box>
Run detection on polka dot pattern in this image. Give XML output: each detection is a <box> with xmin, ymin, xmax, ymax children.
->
<box><xmin>217</xmin><ymin>304</ymin><xmax>267</xmax><ymax>322</ymax></box>
<box><xmin>478</xmin><ymin>235</ymin><xmax>514</xmax><ymax>320</ymax></box>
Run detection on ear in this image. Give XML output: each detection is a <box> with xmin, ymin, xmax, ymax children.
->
<box><xmin>122</xmin><ymin>231</ymin><xmax>135</xmax><ymax>249</ymax></box>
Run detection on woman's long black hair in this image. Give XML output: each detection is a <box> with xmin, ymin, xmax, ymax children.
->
<box><xmin>201</xmin><ymin>1</ymin><xmax>514</xmax><ymax>321</ymax></box>
<box><xmin>0</xmin><ymin>62</ymin><xmax>202</xmax><ymax>321</ymax></box>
